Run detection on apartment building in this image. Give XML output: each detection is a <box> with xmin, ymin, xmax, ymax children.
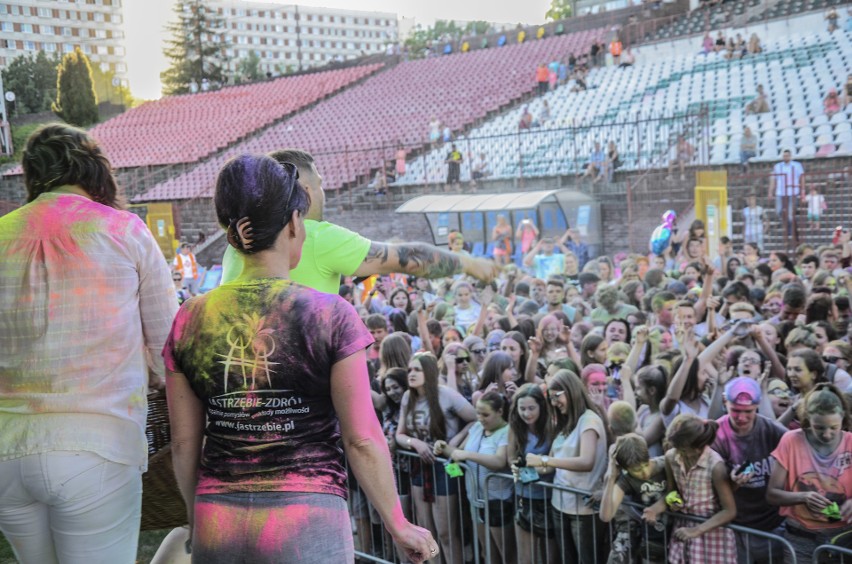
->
<box><xmin>0</xmin><ymin>0</ymin><xmax>127</xmax><ymax>77</ymax></box>
<box><xmin>207</xmin><ymin>0</ymin><xmax>398</xmax><ymax>73</ymax></box>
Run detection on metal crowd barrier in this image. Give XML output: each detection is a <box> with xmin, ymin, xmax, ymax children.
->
<box><xmin>346</xmin><ymin>449</ymin><xmax>476</xmax><ymax>564</ymax></box>
<box><xmin>347</xmin><ymin>449</ymin><xmax>797</xmax><ymax>564</ymax></box>
<box><xmin>813</xmin><ymin>544</ymin><xmax>852</xmax><ymax>563</ymax></box>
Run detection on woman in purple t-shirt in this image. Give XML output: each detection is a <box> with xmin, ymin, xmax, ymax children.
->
<box><xmin>164</xmin><ymin>155</ymin><xmax>437</xmax><ymax>563</ymax></box>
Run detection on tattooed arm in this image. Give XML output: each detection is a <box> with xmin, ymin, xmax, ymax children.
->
<box><xmin>354</xmin><ymin>242</ymin><xmax>500</xmax><ymax>282</ymax></box>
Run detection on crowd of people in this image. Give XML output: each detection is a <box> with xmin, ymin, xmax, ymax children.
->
<box><xmin>342</xmin><ymin>214</ymin><xmax>852</xmax><ymax>563</ymax></box>
<box><xmin>2</xmin><ymin>122</ymin><xmax>852</xmax><ymax>564</ymax></box>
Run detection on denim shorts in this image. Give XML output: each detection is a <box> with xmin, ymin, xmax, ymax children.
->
<box><xmin>192</xmin><ymin>491</ymin><xmax>353</xmax><ymax>563</ymax></box>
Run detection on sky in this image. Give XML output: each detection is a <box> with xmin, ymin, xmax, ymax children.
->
<box><xmin>123</xmin><ymin>0</ymin><xmax>551</xmax><ymax>100</ymax></box>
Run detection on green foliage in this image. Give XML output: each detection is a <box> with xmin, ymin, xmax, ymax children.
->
<box><xmin>161</xmin><ymin>0</ymin><xmax>230</xmax><ymax>96</ymax></box>
<box><xmin>0</xmin><ymin>120</ymin><xmax>44</xmax><ymax>165</ymax></box>
<box><xmin>90</xmin><ymin>64</ymin><xmax>135</xmax><ymax>109</ymax></box>
<box><xmin>237</xmin><ymin>50</ymin><xmax>264</xmax><ymax>82</ymax></box>
<box><xmin>52</xmin><ymin>48</ymin><xmax>99</xmax><ymax>127</ymax></box>
<box><xmin>545</xmin><ymin>0</ymin><xmax>573</xmax><ymax>21</ymax></box>
<box><xmin>1</xmin><ymin>51</ymin><xmax>59</xmax><ymax>115</ymax></box>
<box><xmin>403</xmin><ymin>20</ymin><xmax>494</xmax><ymax>59</ymax></box>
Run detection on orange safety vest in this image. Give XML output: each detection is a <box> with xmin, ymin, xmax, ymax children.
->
<box><xmin>175</xmin><ymin>252</ymin><xmax>198</xmax><ymax>279</ymax></box>
<box><xmin>610</xmin><ymin>41</ymin><xmax>623</xmax><ymax>57</ymax></box>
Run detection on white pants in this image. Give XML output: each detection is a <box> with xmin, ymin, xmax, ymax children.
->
<box><xmin>0</xmin><ymin>451</ymin><xmax>143</xmax><ymax>564</ymax></box>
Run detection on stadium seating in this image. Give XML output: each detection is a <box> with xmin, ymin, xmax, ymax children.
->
<box><xmin>136</xmin><ymin>28</ymin><xmax>606</xmax><ymax>201</ymax></box>
<box><xmin>750</xmin><ymin>0</ymin><xmax>846</xmax><ymax>23</ymax></box>
<box><xmin>650</xmin><ymin>0</ymin><xmax>760</xmax><ymax>42</ymax></box>
<box><xmin>88</xmin><ymin>64</ymin><xmax>383</xmax><ymax>169</ymax></box>
<box><xmin>394</xmin><ymin>14</ymin><xmax>851</xmax><ymax>185</ymax></box>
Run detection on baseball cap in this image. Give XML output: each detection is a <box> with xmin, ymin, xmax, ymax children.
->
<box><xmin>724</xmin><ymin>377</ymin><xmax>761</xmax><ymax>405</ymax></box>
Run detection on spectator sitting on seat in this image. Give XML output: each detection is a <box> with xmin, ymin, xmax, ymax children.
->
<box><xmin>618</xmin><ymin>48</ymin><xmax>635</xmax><ymax>68</ymax></box>
<box><xmin>842</xmin><ymin>74</ymin><xmax>852</xmax><ymax>108</ymax></box>
<box><xmin>519</xmin><ymin>106</ymin><xmax>535</xmax><ymax>130</ymax></box>
<box><xmin>826</xmin><ymin>7</ymin><xmax>839</xmax><ymax>32</ymax></box>
<box><xmin>825</xmin><ymin>88</ymin><xmax>841</xmax><ymax>118</ymax></box>
<box><xmin>714</xmin><ymin>31</ymin><xmax>727</xmax><ymax>52</ymax></box>
<box><xmin>570</xmin><ymin>68</ymin><xmax>588</xmax><ymax>92</ymax></box>
<box><xmin>471</xmin><ymin>153</ymin><xmax>490</xmax><ymax>185</ymax></box>
<box><xmin>702</xmin><ymin>32</ymin><xmax>714</xmax><ymax>55</ymax></box>
<box><xmin>581</xmin><ymin>141</ymin><xmax>607</xmax><ymax>184</ymax></box>
<box><xmin>745</xmin><ymin>85</ymin><xmax>770</xmax><ymax>115</ymax></box>
<box><xmin>735</xmin><ymin>34</ymin><xmax>747</xmax><ymax>58</ymax></box>
<box><xmin>747</xmin><ymin>33</ymin><xmax>762</xmax><ymax>55</ymax></box>
<box><xmin>740</xmin><ymin>126</ymin><xmax>757</xmax><ymax>173</ymax></box>
<box><xmin>723</xmin><ymin>37</ymin><xmax>737</xmax><ymax>60</ymax></box>
<box><xmin>605</xmin><ymin>141</ymin><xmax>621</xmax><ymax>183</ymax></box>
<box><xmin>666</xmin><ymin>135</ymin><xmax>695</xmax><ymax>181</ymax></box>
<box><xmin>538</xmin><ymin>100</ymin><xmax>551</xmax><ymax>126</ymax></box>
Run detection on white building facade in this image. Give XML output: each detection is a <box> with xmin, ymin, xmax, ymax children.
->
<box><xmin>208</xmin><ymin>0</ymin><xmax>398</xmax><ymax>74</ymax></box>
<box><xmin>0</xmin><ymin>0</ymin><xmax>127</xmax><ymax>77</ymax></box>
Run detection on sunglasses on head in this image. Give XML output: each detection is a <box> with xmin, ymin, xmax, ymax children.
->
<box><xmin>548</xmin><ymin>390</ymin><xmax>566</xmax><ymax>400</ymax></box>
<box><xmin>823</xmin><ymin>355</ymin><xmax>840</xmax><ymax>364</ymax></box>
<box><xmin>278</xmin><ymin>161</ymin><xmax>300</xmax><ymax>219</ymax></box>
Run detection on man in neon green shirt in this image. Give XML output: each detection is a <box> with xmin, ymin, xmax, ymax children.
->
<box><xmin>221</xmin><ymin>149</ymin><xmax>499</xmax><ymax>293</ymax></box>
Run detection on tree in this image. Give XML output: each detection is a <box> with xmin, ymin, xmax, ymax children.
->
<box><xmin>90</xmin><ymin>64</ymin><xmax>135</xmax><ymax>109</ymax></box>
<box><xmin>403</xmin><ymin>20</ymin><xmax>496</xmax><ymax>59</ymax></box>
<box><xmin>52</xmin><ymin>48</ymin><xmax>98</xmax><ymax>126</ymax></box>
<box><xmin>1</xmin><ymin>51</ymin><xmax>59</xmax><ymax>115</ymax></box>
<box><xmin>161</xmin><ymin>0</ymin><xmax>230</xmax><ymax>96</ymax></box>
<box><xmin>237</xmin><ymin>50</ymin><xmax>263</xmax><ymax>82</ymax></box>
<box><xmin>545</xmin><ymin>0</ymin><xmax>573</xmax><ymax>21</ymax></box>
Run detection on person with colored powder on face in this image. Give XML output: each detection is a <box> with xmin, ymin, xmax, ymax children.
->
<box><xmin>164</xmin><ymin>154</ymin><xmax>438</xmax><ymax>563</ymax></box>
<box><xmin>220</xmin><ymin>149</ymin><xmax>500</xmax><ymax>293</ymax></box>
<box><xmin>711</xmin><ymin>377</ymin><xmax>788</xmax><ymax>564</ymax></box>
<box><xmin>0</xmin><ymin>124</ymin><xmax>178</xmax><ymax>563</ymax></box>
<box><xmin>767</xmin><ymin>384</ymin><xmax>852</xmax><ymax>562</ymax></box>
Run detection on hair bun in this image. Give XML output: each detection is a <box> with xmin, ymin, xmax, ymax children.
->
<box><xmin>227</xmin><ymin>217</ymin><xmax>255</xmax><ymax>251</ymax></box>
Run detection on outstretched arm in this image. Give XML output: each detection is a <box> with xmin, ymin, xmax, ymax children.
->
<box><xmin>354</xmin><ymin>242</ymin><xmax>499</xmax><ymax>282</ymax></box>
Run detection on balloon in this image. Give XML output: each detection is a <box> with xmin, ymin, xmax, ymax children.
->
<box><xmin>649</xmin><ymin>210</ymin><xmax>677</xmax><ymax>255</ymax></box>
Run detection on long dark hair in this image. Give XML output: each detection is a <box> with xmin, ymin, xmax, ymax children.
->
<box><xmin>549</xmin><ymin>369</ymin><xmax>612</xmax><ymax>446</ymax></box>
<box><xmin>667</xmin><ymin>414</ymin><xmax>718</xmax><ymax>450</ymax></box>
<box><xmin>214</xmin><ymin>154</ymin><xmax>310</xmax><ymax>254</ymax></box>
<box><xmin>509</xmin><ymin>384</ymin><xmax>551</xmax><ymax>456</ymax></box>
<box><xmin>23</xmin><ymin>123</ymin><xmax>123</xmax><ymax>209</ymax></box>
<box><xmin>382</xmin><ymin>367</ymin><xmax>409</xmax><ymax>413</ymax></box>
<box><xmin>404</xmin><ymin>353</ymin><xmax>447</xmax><ymax>442</ymax></box>
<box><xmin>479</xmin><ymin>351</ymin><xmax>515</xmax><ymax>393</ymax></box>
<box><xmin>503</xmin><ymin>330</ymin><xmax>529</xmax><ymax>375</ymax></box>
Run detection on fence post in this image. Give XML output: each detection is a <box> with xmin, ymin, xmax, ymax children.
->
<box><xmin>627</xmin><ymin>178</ymin><xmax>634</xmax><ymax>253</ymax></box>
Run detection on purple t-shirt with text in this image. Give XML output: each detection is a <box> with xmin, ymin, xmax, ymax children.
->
<box><xmin>163</xmin><ymin>278</ymin><xmax>374</xmax><ymax>498</ymax></box>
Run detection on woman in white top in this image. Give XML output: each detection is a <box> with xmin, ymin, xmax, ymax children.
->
<box><xmin>526</xmin><ymin>370</ymin><xmax>611</xmax><ymax>564</ymax></box>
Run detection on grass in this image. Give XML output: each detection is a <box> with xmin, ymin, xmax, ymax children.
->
<box><xmin>0</xmin><ymin>528</ymin><xmax>172</xmax><ymax>563</ymax></box>
<box><xmin>0</xmin><ymin>122</ymin><xmax>44</xmax><ymax>167</ymax></box>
